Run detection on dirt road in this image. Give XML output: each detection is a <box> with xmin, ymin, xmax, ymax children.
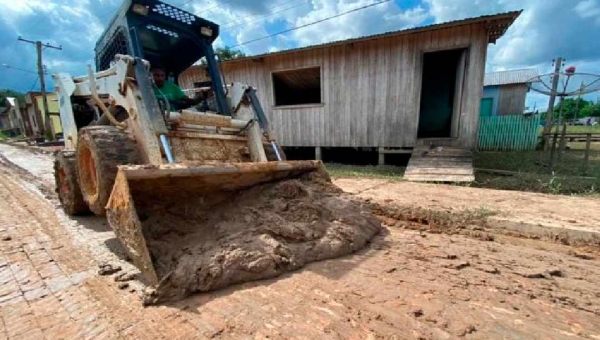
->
<box><xmin>1</xmin><ymin>143</ymin><xmax>600</xmax><ymax>340</ymax></box>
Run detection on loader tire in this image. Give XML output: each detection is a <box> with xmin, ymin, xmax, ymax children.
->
<box><xmin>76</xmin><ymin>126</ymin><xmax>141</xmax><ymax>216</ymax></box>
<box><xmin>54</xmin><ymin>151</ymin><xmax>90</xmax><ymax>216</ymax></box>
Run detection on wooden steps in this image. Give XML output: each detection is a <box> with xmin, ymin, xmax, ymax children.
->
<box><xmin>404</xmin><ymin>146</ymin><xmax>475</xmax><ymax>182</ymax></box>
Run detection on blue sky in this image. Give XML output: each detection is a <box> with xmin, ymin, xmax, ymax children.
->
<box><xmin>1</xmin><ymin>0</ymin><xmax>600</xmax><ymax>110</ymax></box>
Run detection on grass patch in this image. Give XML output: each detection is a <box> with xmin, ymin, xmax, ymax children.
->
<box><xmin>0</xmin><ymin>131</ymin><xmax>7</xmax><ymax>140</ymax></box>
<box><xmin>325</xmin><ymin>163</ymin><xmax>405</xmax><ymax>180</ymax></box>
<box><xmin>473</xmin><ymin>150</ymin><xmax>600</xmax><ymax>196</ymax></box>
<box><xmin>568</xmin><ymin>142</ymin><xmax>600</xmax><ymax>151</ymax></box>
<box><xmin>473</xmin><ymin>172</ymin><xmax>599</xmax><ymax>196</ymax></box>
<box><xmin>539</xmin><ymin>125</ymin><xmax>600</xmax><ymax>135</ymax></box>
<box><xmin>473</xmin><ymin>150</ymin><xmax>600</xmax><ymax>177</ymax></box>
<box><xmin>324</xmin><ymin>150</ymin><xmax>600</xmax><ymax>196</ymax></box>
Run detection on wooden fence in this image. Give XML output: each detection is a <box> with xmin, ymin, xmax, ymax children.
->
<box><xmin>477</xmin><ymin>114</ymin><xmax>541</xmax><ymax>151</ymax></box>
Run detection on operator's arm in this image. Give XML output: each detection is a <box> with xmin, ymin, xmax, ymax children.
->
<box><xmin>173</xmin><ymin>84</ymin><xmax>203</xmax><ymax>106</ymax></box>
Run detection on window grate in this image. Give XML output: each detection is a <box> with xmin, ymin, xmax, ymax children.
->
<box><xmin>147</xmin><ymin>24</ymin><xmax>179</xmax><ymax>38</ymax></box>
<box><xmin>152</xmin><ymin>3</ymin><xmax>196</xmax><ymax>25</ymax></box>
<box><xmin>96</xmin><ymin>28</ymin><xmax>130</xmax><ymax>71</ymax></box>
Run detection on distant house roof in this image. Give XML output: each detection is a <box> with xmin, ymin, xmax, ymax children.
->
<box><xmin>484</xmin><ymin>69</ymin><xmax>539</xmax><ymax>86</ymax></box>
<box><xmin>212</xmin><ymin>11</ymin><xmax>521</xmax><ymax>66</ymax></box>
<box><xmin>6</xmin><ymin>97</ymin><xmax>17</xmax><ymax>107</ymax></box>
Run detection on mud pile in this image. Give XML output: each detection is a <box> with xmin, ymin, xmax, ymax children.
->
<box><xmin>139</xmin><ymin>170</ymin><xmax>381</xmax><ymax>303</ymax></box>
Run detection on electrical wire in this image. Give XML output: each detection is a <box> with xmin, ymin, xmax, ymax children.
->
<box><xmin>28</xmin><ymin>77</ymin><xmax>39</xmax><ymax>92</ymax></box>
<box><xmin>5</xmin><ymin>39</ymin><xmax>19</xmax><ymax>68</ymax></box>
<box><xmin>231</xmin><ymin>0</ymin><xmax>392</xmax><ymax>49</ymax></box>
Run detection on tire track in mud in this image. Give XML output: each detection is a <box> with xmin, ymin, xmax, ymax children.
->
<box><xmin>0</xmin><ymin>152</ymin><xmax>55</xmax><ymax>200</ymax></box>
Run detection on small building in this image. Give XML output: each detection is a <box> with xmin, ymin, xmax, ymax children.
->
<box><xmin>0</xmin><ymin>97</ymin><xmax>25</xmax><ymax>136</ymax></box>
<box><xmin>181</xmin><ymin>11</ymin><xmax>520</xmax><ymax>158</ymax></box>
<box><xmin>23</xmin><ymin>92</ymin><xmax>63</xmax><ymax>138</ymax></box>
<box><xmin>481</xmin><ymin>69</ymin><xmax>538</xmax><ymax>116</ymax></box>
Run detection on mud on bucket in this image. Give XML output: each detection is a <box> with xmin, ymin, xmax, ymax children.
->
<box><xmin>106</xmin><ymin>160</ymin><xmax>381</xmax><ymax>303</ymax></box>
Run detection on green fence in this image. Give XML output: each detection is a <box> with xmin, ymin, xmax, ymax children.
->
<box><xmin>477</xmin><ymin>114</ymin><xmax>541</xmax><ymax>151</ymax></box>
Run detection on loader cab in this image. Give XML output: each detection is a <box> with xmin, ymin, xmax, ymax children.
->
<box><xmin>94</xmin><ymin>0</ymin><xmax>230</xmax><ymax>115</ymax></box>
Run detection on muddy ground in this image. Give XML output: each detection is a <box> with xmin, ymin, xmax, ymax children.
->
<box><xmin>1</xmin><ymin>142</ymin><xmax>600</xmax><ymax>340</ymax></box>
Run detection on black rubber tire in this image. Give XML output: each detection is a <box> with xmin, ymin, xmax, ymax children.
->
<box><xmin>76</xmin><ymin>126</ymin><xmax>140</xmax><ymax>216</ymax></box>
<box><xmin>54</xmin><ymin>151</ymin><xmax>90</xmax><ymax>216</ymax></box>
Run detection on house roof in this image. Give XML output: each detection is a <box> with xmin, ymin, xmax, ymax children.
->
<box><xmin>209</xmin><ymin>10</ymin><xmax>521</xmax><ymax>66</ymax></box>
<box><xmin>484</xmin><ymin>68</ymin><xmax>539</xmax><ymax>86</ymax></box>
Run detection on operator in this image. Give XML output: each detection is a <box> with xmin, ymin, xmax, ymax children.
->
<box><xmin>151</xmin><ymin>66</ymin><xmax>202</xmax><ymax>110</ymax></box>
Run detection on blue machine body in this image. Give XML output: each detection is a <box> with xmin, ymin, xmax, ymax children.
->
<box><xmin>94</xmin><ymin>0</ymin><xmax>230</xmax><ymax>115</ymax></box>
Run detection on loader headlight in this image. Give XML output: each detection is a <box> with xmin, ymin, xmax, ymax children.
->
<box><xmin>132</xmin><ymin>4</ymin><xmax>149</xmax><ymax>16</ymax></box>
<box><xmin>200</xmin><ymin>26</ymin><xmax>213</xmax><ymax>37</ymax></box>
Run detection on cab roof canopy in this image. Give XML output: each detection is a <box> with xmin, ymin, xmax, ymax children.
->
<box><xmin>94</xmin><ymin>0</ymin><xmax>219</xmax><ymax>77</ymax></box>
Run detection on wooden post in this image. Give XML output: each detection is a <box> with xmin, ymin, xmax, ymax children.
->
<box><xmin>549</xmin><ymin>132</ymin><xmax>558</xmax><ymax>169</ymax></box>
<box><xmin>378</xmin><ymin>147</ymin><xmax>385</xmax><ymax>166</ymax></box>
<box><xmin>238</xmin><ymin>110</ymin><xmax>267</xmax><ymax>162</ymax></box>
<box><xmin>543</xmin><ymin>57</ymin><xmax>562</xmax><ymax>150</ymax></box>
<box><xmin>36</xmin><ymin>41</ymin><xmax>55</xmax><ymax>141</ymax></box>
<box><xmin>18</xmin><ymin>37</ymin><xmax>62</xmax><ymax>141</ymax></box>
<box><xmin>315</xmin><ymin>146</ymin><xmax>322</xmax><ymax>161</ymax></box>
<box><xmin>583</xmin><ymin>133</ymin><xmax>592</xmax><ymax>175</ymax></box>
<box><xmin>557</xmin><ymin>123</ymin><xmax>567</xmax><ymax>162</ymax></box>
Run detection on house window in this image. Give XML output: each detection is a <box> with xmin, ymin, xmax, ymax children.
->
<box><xmin>272</xmin><ymin>67</ymin><xmax>321</xmax><ymax>106</ymax></box>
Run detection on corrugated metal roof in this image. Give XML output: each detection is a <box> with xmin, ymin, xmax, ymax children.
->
<box><xmin>199</xmin><ymin>10</ymin><xmax>521</xmax><ymax>67</ymax></box>
<box><xmin>484</xmin><ymin>69</ymin><xmax>539</xmax><ymax>86</ymax></box>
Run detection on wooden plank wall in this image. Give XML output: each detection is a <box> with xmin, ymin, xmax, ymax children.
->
<box><xmin>180</xmin><ymin>23</ymin><xmax>489</xmax><ymax>148</ymax></box>
<box><xmin>498</xmin><ymin>84</ymin><xmax>528</xmax><ymax>116</ymax></box>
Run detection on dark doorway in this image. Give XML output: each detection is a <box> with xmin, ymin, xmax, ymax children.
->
<box><xmin>417</xmin><ymin>49</ymin><xmax>465</xmax><ymax>138</ymax></box>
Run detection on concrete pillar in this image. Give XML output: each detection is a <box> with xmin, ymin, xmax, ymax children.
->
<box><xmin>315</xmin><ymin>146</ymin><xmax>322</xmax><ymax>161</ymax></box>
<box><xmin>378</xmin><ymin>147</ymin><xmax>385</xmax><ymax>166</ymax></box>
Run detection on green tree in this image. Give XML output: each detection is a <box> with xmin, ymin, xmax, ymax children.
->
<box><xmin>0</xmin><ymin>89</ymin><xmax>25</xmax><ymax>105</ymax></box>
<box><xmin>200</xmin><ymin>46</ymin><xmax>246</xmax><ymax>65</ymax></box>
<box><xmin>554</xmin><ymin>98</ymin><xmax>591</xmax><ymax>120</ymax></box>
<box><xmin>214</xmin><ymin>46</ymin><xmax>246</xmax><ymax>61</ymax></box>
<box><xmin>580</xmin><ymin>102</ymin><xmax>600</xmax><ymax>117</ymax></box>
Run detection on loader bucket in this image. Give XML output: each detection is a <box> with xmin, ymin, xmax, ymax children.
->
<box><xmin>106</xmin><ymin>161</ymin><xmax>324</xmax><ymax>286</ymax></box>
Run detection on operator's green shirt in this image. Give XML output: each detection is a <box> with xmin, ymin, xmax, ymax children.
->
<box><xmin>154</xmin><ymin>81</ymin><xmax>186</xmax><ymax>102</ymax></box>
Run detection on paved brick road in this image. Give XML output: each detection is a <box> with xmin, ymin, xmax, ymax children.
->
<box><xmin>1</xmin><ymin>143</ymin><xmax>600</xmax><ymax>340</ymax></box>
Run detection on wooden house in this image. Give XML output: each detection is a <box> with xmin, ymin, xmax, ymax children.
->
<box><xmin>180</xmin><ymin>11</ymin><xmax>520</xmax><ymax>177</ymax></box>
<box><xmin>481</xmin><ymin>69</ymin><xmax>539</xmax><ymax>116</ymax></box>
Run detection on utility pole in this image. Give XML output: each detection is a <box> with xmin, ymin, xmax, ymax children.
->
<box><xmin>18</xmin><ymin>37</ymin><xmax>62</xmax><ymax>141</ymax></box>
<box><xmin>543</xmin><ymin>57</ymin><xmax>563</xmax><ymax>150</ymax></box>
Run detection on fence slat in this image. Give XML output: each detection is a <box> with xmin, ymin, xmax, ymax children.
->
<box><xmin>477</xmin><ymin>114</ymin><xmax>540</xmax><ymax>151</ymax></box>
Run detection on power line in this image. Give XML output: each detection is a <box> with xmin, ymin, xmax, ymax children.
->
<box><xmin>231</xmin><ymin>0</ymin><xmax>392</xmax><ymax>49</ymax></box>
<box><xmin>28</xmin><ymin>77</ymin><xmax>39</xmax><ymax>92</ymax></box>
<box><xmin>2</xmin><ymin>64</ymin><xmax>46</xmax><ymax>75</ymax></box>
<box><xmin>5</xmin><ymin>39</ymin><xmax>19</xmax><ymax>68</ymax></box>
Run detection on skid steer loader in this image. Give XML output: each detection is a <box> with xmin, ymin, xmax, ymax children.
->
<box><xmin>52</xmin><ymin>0</ymin><xmax>380</xmax><ymax>302</ymax></box>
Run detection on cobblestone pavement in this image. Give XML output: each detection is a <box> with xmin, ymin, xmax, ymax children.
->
<box><xmin>1</xmin><ymin>143</ymin><xmax>600</xmax><ymax>340</ymax></box>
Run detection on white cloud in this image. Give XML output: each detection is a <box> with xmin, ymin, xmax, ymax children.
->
<box><xmin>284</xmin><ymin>0</ymin><xmax>428</xmax><ymax>48</ymax></box>
<box><xmin>1</xmin><ymin>0</ymin><xmax>600</xmax><ymax>99</ymax></box>
<box><xmin>574</xmin><ymin>0</ymin><xmax>600</xmax><ymax>24</ymax></box>
<box><xmin>425</xmin><ymin>0</ymin><xmax>600</xmax><ymax>111</ymax></box>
